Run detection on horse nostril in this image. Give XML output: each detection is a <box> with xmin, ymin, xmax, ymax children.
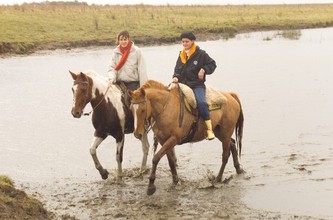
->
<box><xmin>72</xmin><ymin>111</ymin><xmax>82</xmax><ymax>118</ymax></box>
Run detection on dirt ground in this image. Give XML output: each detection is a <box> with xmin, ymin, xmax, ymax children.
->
<box><xmin>15</xmin><ymin>166</ymin><xmax>320</xmax><ymax>220</ymax></box>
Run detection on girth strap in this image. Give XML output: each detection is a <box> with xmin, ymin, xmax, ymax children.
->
<box><xmin>179</xmin><ymin>121</ymin><xmax>198</xmax><ymax>145</ymax></box>
<box><xmin>177</xmin><ymin>86</ymin><xmax>199</xmax><ymax>144</ymax></box>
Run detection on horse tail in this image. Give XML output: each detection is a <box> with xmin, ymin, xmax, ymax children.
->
<box><xmin>230</xmin><ymin>92</ymin><xmax>244</xmax><ymax>158</ymax></box>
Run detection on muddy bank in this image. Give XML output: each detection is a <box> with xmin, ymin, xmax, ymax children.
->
<box><xmin>0</xmin><ymin>176</ymin><xmax>54</xmax><ymax>220</ymax></box>
<box><xmin>2</xmin><ymin>24</ymin><xmax>333</xmax><ymax>57</ymax></box>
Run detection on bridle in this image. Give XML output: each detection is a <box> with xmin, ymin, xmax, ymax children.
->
<box><xmin>131</xmin><ymin>97</ymin><xmax>152</xmax><ymax>131</ymax></box>
<box><xmin>73</xmin><ymin>78</ymin><xmax>111</xmax><ymax>116</ymax></box>
<box><xmin>131</xmin><ymin>92</ymin><xmax>171</xmax><ymax>132</ymax></box>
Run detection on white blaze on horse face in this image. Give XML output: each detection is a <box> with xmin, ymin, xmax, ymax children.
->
<box><xmin>72</xmin><ymin>84</ymin><xmax>79</xmax><ymax>106</ymax></box>
<box><xmin>132</xmin><ymin>104</ymin><xmax>139</xmax><ymax>131</ymax></box>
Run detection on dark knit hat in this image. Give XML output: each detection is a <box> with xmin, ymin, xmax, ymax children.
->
<box><xmin>180</xmin><ymin>32</ymin><xmax>196</xmax><ymax>41</ymax></box>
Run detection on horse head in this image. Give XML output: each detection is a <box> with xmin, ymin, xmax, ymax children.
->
<box><xmin>69</xmin><ymin>71</ymin><xmax>92</xmax><ymax>118</ymax></box>
<box><xmin>129</xmin><ymin>88</ymin><xmax>151</xmax><ymax>140</ymax></box>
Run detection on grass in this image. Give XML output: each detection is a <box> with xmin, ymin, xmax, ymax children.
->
<box><xmin>0</xmin><ymin>175</ymin><xmax>53</xmax><ymax>219</ymax></box>
<box><xmin>0</xmin><ymin>175</ymin><xmax>15</xmax><ymax>203</ymax></box>
<box><xmin>279</xmin><ymin>29</ymin><xmax>302</xmax><ymax>40</ymax></box>
<box><xmin>0</xmin><ymin>2</ymin><xmax>333</xmax><ymax>55</ymax></box>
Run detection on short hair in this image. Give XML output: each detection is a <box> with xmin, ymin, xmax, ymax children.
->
<box><xmin>117</xmin><ymin>30</ymin><xmax>130</xmax><ymax>42</ymax></box>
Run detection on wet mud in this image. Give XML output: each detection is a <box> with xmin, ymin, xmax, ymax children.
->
<box><xmin>20</xmin><ymin>166</ymin><xmax>321</xmax><ymax>220</ymax></box>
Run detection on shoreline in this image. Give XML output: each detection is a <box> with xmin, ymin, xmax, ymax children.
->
<box><xmin>2</xmin><ymin>25</ymin><xmax>333</xmax><ymax>59</ymax></box>
<box><xmin>1</xmin><ymin>3</ymin><xmax>333</xmax><ymax>57</ymax></box>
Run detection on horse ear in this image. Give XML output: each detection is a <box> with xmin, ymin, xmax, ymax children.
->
<box><xmin>80</xmin><ymin>72</ymin><xmax>88</xmax><ymax>81</ymax></box>
<box><xmin>69</xmin><ymin>70</ymin><xmax>77</xmax><ymax>80</ymax></box>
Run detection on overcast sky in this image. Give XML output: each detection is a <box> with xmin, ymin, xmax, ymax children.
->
<box><xmin>1</xmin><ymin>0</ymin><xmax>333</xmax><ymax>5</ymax></box>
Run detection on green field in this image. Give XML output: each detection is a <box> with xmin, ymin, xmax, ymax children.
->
<box><xmin>1</xmin><ymin>2</ymin><xmax>333</xmax><ymax>55</ymax></box>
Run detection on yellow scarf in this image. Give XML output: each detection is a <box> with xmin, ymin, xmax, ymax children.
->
<box><xmin>180</xmin><ymin>43</ymin><xmax>196</xmax><ymax>64</ymax></box>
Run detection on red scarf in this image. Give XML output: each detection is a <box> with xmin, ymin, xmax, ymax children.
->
<box><xmin>115</xmin><ymin>41</ymin><xmax>132</xmax><ymax>71</ymax></box>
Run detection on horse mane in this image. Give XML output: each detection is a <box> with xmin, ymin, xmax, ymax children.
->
<box><xmin>80</xmin><ymin>70</ymin><xmax>108</xmax><ymax>85</ymax></box>
<box><xmin>80</xmin><ymin>69</ymin><xmax>96</xmax><ymax>76</ymax></box>
<box><xmin>81</xmin><ymin>70</ymin><xmax>106</xmax><ymax>80</ymax></box>
<box><xmin>141</xmin><ymin>80</ymin><xmax>168</xmax><ymax>91</ymax></box>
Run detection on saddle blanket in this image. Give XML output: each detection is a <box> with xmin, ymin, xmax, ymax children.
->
<box><xmin>178</xmin><ymin>83</ymin><xmax>226</xmax><ymax>110</ymax></box>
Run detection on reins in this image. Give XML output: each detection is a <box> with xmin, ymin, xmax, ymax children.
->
<box><xmin>131</xmin><ymin>91</ymin><xmax>171</xmax><ymax>132</ymax></box>
<box><xmin>83</xmin><ymin>84</ymin><xmax>111</xmax><ymax>116</ymax></box>
<box><xmin>148</xmin><ymin>93</ymin><xmax>170</xmax><ymax>131</ymax></box>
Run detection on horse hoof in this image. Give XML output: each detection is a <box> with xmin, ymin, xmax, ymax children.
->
<box><xmin>101</xmin><ymin>169</ymin><xmax>109</xmax><ymax>180</ymax></box>
<box><xmin>147</xmin><ymin>185</ymin><xmax>156</xmax><ymax>196</ymax></box>
<box><xmin>214</xmin><ymin>177</ymin><xmax>222</xmax><ymax>184</ymax></box>
<box><xmin>116</xmin><ymin>178</ymin><xmax>124</xmax><ymax>185</ymax></box>
<box><xmin>235</xmin><ymin>165</ymin><xmax>245</xmax><ymax>174</ymax></box>
<box><xmin>237</xmin><ymin>168</ymin><xmax>245</xmax><ymax>174</ymax></box>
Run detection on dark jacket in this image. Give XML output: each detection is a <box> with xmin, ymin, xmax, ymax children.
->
<box><xmin>173</xmin><ymin>46</ymin><xmax>217</xmax><ymax>89</ymax></box>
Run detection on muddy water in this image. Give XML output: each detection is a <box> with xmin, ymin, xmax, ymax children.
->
<box><xmin>1</xmin><ymin>28</ymin><xmax>333</xmax><ymax>219</ymax></box>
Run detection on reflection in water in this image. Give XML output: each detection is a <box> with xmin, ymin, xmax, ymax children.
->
<box><xmin>1</xmin><ymin>28</ymin><xmax>333</xmax><ymax>218</ymax></box>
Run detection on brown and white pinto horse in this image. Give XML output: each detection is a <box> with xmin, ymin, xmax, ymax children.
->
<box><xmin>70</xmin><ymin>70</ymin><xmax>150</xmax><ymax>181</ymax></box>
<box><xmin>129</xmin><ymin>80</ymin><xmax>244</xmax><ymax>195</ymax></box>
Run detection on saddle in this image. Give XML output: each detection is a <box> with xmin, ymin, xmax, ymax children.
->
<box><xmin>115</xmin><ymin>82</ymin><xmax>133</xmax><ymax>133</ymax></box>
<box><xmin>175</xmin><ymin>83</ymin><xmax>226</xmax><ymax>145</ymax></box>
<box><xmin>115</xmin><ymin>82</ymin><xmax>132</xmax><ymax>108</ymax></box>
<box><xmin>178</xmin><ymin>83</ymin><xmax>226</xmax><ymax>114</ymax></box>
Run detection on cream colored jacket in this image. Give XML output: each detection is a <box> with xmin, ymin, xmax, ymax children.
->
<box><xmin>108</xmin><ymin>42</ymin><xmax>148</xmax><ymax>86</ymax></box>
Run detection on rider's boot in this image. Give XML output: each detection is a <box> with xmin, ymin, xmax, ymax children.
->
<box><xmin>205</xmin><ymin>119</ymin><xmax>215</xmax><ymax>140</ymax></box>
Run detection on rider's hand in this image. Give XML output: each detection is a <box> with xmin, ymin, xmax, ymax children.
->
<box><xmin>172</xmin><ymin>77</ymin><xmax>178</xmax><ymax>83</ymax></box>
<box><xmin>108</xmin><ymin>79</ymin><xmax>115</xmax><ymax>86</ymax></box>
<box><xmin>198</xmin><ymin>68</ymin><xmax>205</xmax><ymax>80</ymax></box>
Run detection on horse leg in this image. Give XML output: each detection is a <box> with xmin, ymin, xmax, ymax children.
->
<box><xmin>152</xmin><ymin>135</ymin><xmax>178</xmax><ymax>164</ymax></box>
<box><xmin>215</xmin><ymin>138</ymin><xmax>231</xmax><ymax>183</ymax></box>
<box><xmin>140</xmin><ymin>131</ymin><xmax>150</xmax><ymax>172</ymax></box>
<box><xmin>153</xmin><ymin>135</ymin><xmax>158</xmax><ymax>154</ymax></box>
<box><xmin>171</xmin><ymin>147</ymin><xmax>178</xmax><ymax>166</ymax></box>
<box><xmin>230</xmin><ymin>138</ymin><xmax>244</xmax><ymax>174</ymax></box>
<box><xmin>148</xmin><ymin>136</ymin><xmax>177</xmax><ymax>196</ymax></box>
<box><xmin>166</xmin><ymin>148</ymin><xmax>178</xmax><ymax>185</ymax></box>
<box><xmin>90</xmin><ymin>137</ymin><xmax>109</xmax><ymax>180</ymax></box>
<box><xmin>115</xmin><ymin>138</ymin><xmax>124</xmax><ymax>182</ymax></box>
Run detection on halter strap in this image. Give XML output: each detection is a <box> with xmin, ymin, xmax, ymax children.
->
<box><xmin>131</xmin><ymin>99</ymin><xmax>146</xmax><ymax>104</ymax></box>
<box><xmin>73</xmin><ymin>80</ymin><xmax>89</xmax><ymax>85</ymax></box>
<box><xmin>131</xmin><ymin>92</ymin><xmax>171</xmax><ymax>132</ymax></box>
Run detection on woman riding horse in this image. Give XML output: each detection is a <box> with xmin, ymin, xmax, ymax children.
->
<box><xmin>172</xmin><ymin>31</ymin><xmax>216</xmax><ymax>140</ymax></box>
<box><xmin>130</xmin><ymin>80</ymin><xmax>244</xmax><ymax>195</ymax></box>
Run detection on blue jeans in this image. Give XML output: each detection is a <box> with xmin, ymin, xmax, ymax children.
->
<box><xmin>193</xmin><ymin>87</ymin><xmax>210</xmax><ymax>120</ymax></box>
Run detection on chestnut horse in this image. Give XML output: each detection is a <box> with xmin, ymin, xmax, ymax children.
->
<box><xmin>129</xmin><ymin>80</ymin><xmax>244</xmax><ymax>195</ymax></box>
<box><xmin>70</xmin><ymin>70</ymin><xmax>150</xmax><ymax>181</ymax></box>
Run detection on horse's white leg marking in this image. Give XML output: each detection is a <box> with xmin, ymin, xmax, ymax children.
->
<box><xmin>141</xmin><ymin>130</ymin><xmax>150</xmax><ymax>171</ymax></box>
<box><xmin>132</xmin><ymin>104</ymin><xmax>139</xmax><ymax>131</ymax></box>
<box><xmin>90</xmin><ymin>137</ymin><xmax>108</xmax><ymax>178</ymax></box>
<box><xmin>115</xmin><ymin>138</ymin><xmax>124</xmax><ymax>180</ymax></box>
